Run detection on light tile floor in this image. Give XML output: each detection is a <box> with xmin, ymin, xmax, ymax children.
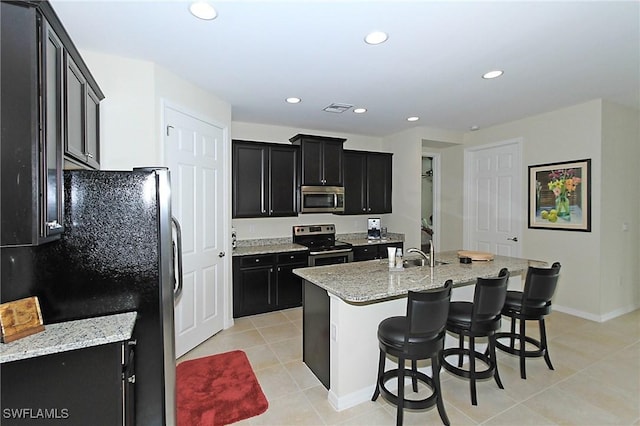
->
<box><xmin>178</xmin><ymin>308</ymin><xmax>640</xmax><ymax>425</ymax></box>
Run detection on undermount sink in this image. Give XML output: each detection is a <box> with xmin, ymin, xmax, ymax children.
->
<box><xmin>402</xmin><ymin>258</ymin><xmax>449</xmax><ymax>268</ymax></box>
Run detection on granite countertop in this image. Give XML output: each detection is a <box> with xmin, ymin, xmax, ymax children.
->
<box><xmin>232</xmin><ymin>233</ymin><xmax>405</xmax><ymax>257</ymax></box>
<box><xmin>293</xmin><ymin>251</ymin><xmax>547</xmax><ymax>304</ymax></box>
<box><xmin>0</xmin><ymin>311</ymin><xmax>137</xmax><ymax>364</ymax></box>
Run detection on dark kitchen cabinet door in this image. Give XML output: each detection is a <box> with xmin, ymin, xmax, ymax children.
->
<box><xmin>233</xmin><ymin>251</ymin><xmax>307</xmax><ymax>317</ymax></box>
<box><xmin>366</xmin><ymin>152</ymin><xmax>393</xmax><ymax>213</ymax></box>
<box><xmin>1</xmin><ymin>341</ymin><xmax>134</xmax><ymax>426</ymax></box>
<box><xmin>0</xmin><ymin>3</ymin><xmax>64</xmax><ymax>246</ymax></box>
<box><xmin>352</xmin><ymin>244</ymin><xmax>378</xmax><ymax>261</ymax></box>
<box><xmin>269</xmin><ymin>145</ymin><xmax>298</xmax><ymax>216</ymax></box>
<box><xmin>290</xmin><ymin>134</ymin><xmax>346</xmax><ymax>186</ymax></box>
<box><xmin>352</xmin><ymin>242</ymin><xmax>403</xmax><ymax>262</ymax></box>
<box><xmin>342</xmin><ymin>150</ymin><xmax>393</xmax><ymax>215</ymax></box>
<box><xmin>232</xmin><ymin>140</ymin><xmax>298</xmax><ymax>218</ymax></box>
<box><xmin>233</xmin><ymin>142</ymin><xmax>268</xmax><ymax>217</ymax></box>
<box><xmin>276</xmin><ymin>252</ymin><xmax>307</xmax><ymax>309</ymax></box>
<box><xmin>65</xmin><ymin>55</ymin><xmax>100</xmax><ymax>170</ymax></box>
<box><xmin>233</xmin><ymin>255</ymin><xmax>275</xmax><ymax>317</ymax></box>
<box><xmin>343</xmin><ymin>151</ymin><xmax>367</xmax><ymax>214</ymax></box>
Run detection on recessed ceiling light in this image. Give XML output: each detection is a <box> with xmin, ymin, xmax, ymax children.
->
<box><xmin>407</xmin><ymin>116</ymin><xmax>420</xmax><ymax>122</ymax></box>
<box><xmin>189</xmin><ymin>1</ymin><xmax>217</xmax><ymax>20</ymax></box>
<box><xmin>470</xmin><ymin>125</ymin><xmax>480</xmax><ymax>131</ymax></box>
<box><xmin>482</xmin><ymin>70</ymin><xmax>504</xmax><ymax>79</ymax></box>
<box><xmin>286</xmin><ymin>97</ymin><xmax>301</xmax><ymax>104</ymax></box>
<box><xmin>353</xmin><ymin>108</ymin><xmax>367</xmax><ymax>114</ymax></box>
<box><xmin>364</xmin><ymin>31</ymin><xmax>388</xmax><ymax>45</ymax></box>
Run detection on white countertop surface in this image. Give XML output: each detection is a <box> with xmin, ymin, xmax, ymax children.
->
<box><xmin>0</xmin><ymin>311</ymin><xmax>137</xmax><ymax>363</ymax></box>
<box><xmin>293</xmin><ymin>251</ymin><xmax>547</xmax><ymax>304</ymax></box>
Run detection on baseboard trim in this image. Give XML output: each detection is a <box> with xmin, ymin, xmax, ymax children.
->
<box><xmin>553</xmin><ymin>303</ymin><xmax>639</xmax><ymax>323</ymax></box>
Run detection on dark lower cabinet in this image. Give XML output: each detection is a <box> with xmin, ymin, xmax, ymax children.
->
<box><xmin>352</xmin><ymin>242</ymin><xmax>403</xmax><ymax>261</ymax></box>
<box><xmin>233</xmin><ymin>251</ymin><xmax>308</xmax><ymax>317</ymax></box>
<box><xmin>0</xmin><ymin>341</ymin><xmax>135</xmax><ymax>425</ymax></box>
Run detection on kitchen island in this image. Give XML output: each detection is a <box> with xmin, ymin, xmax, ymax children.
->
<box><xmin>293</xmin><ymin>251</ymin><xmax>546</xmax><ymax>411</ymax></box>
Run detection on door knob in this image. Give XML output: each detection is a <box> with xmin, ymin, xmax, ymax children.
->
<box><xmin>507</xmin><ymin>237</ymin><xmax>518</xmax><ymax>242</ymax></box>
<box><xmin>218</xmin><ymin>251</ymin><xmax>226</xmax><ymax>257</ymax></box>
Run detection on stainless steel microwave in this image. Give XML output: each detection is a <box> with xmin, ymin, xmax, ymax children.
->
<box><xmin>300</xmin><ymin>186</ymin><xmax>344</xmax><ymax>213</ymax></box>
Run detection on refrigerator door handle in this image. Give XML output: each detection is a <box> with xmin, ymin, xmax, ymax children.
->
<box><xmin>171</xmin><ymin>217</ymin><xmax>184</xmax><ymax>300</ymax></box>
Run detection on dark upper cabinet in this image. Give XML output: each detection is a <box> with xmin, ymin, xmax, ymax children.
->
<box><xmin>64</xmin><ymin>54</ymin><xmax>101</xmax><ymax>169</ymax></box>
<box><xmin>343</xmin><ymin>150</ymin><xmax>393</xmax><ymax>215</ymax></box>
<box><xmin>289</xmin><ymin>134</ymin><xmax>346</xmax><ymax>186</ymax></box>
<box><xmin>1</xmin><ymin>3</ymin><xmax>62</xmax><ymax>246</ymax></box>
<box><xmin>1</xmin><ymin>1</ymin><xmax>103</xmax><ymax>246</ymax></box>
<box><xmin>232</xmin><ymin>140</ymin><xmax>298</xmax><ymax>218</ymax></box>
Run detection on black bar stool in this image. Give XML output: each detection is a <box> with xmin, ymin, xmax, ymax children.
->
<box><xmin>372</xmin><ymin>280</ymin><xmax>452</xmax><ymax>426</ymax></box>
<box><xmin>441</xmin><ymin>268</ymin><xmax>509</xmax><ymax>406</ymax></box>
<box><xmin>495</xmin><ymin>262</ymin><xmax>561</xmax><ymax>379</ymax></box>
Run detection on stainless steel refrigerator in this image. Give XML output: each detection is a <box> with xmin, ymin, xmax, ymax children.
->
<box><xmin>0</xmin><ymin>167</ymin><xmax>181</xmax><ymax>425</ymax></box>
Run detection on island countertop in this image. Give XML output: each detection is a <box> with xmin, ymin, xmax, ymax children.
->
<box><xmin>293</xmin><ymin>250</ymin><xmax>546</xmax><ymax>304</ymax></box>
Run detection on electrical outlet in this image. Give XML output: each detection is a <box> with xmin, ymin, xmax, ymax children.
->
<box><xmin>330</xmin><ymin>323</ymin><xmax>337</xmax><ymax>341</ymax></box>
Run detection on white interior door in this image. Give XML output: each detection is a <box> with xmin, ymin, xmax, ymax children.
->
<box><xmin>464</xmin><ymin>139</ymin><xmax>522</xmax><ymax>258</ymax></box>
<box><xmin>165</xmin><ymin>106</ymin><xmax>225</xmax><ymax>358</ymax></box>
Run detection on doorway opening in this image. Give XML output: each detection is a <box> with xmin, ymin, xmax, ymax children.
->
<box><xmin>421</xmin><ymin>153</ymin><xmax>441</xmax><ymax>253</ymax></box>
<box><xmin>421</xmin><ymin>156</ymin><xmax>434</xmax><ymax>252</ymax></box>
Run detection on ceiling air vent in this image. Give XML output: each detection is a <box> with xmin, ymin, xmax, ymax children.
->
<box><xmin>323</xmin><ymin>103</ymin><xmax>353</xmax><ymax>113</ymax></box>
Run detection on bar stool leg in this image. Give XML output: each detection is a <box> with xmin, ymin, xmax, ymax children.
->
<box><xmin>457</xmin><ymin>334</ymin><xmax>464</xmax><ymax>368</ymax></box>
<box><xmin>411</xmin><ymin>359</ymin><xmax>418</xmax><ymax>392</ymax></box>
<box><xmin>539</xmin><ymin>318</ymin><xmax>554</xmax><ymax>371</ymax></box>
<box><xmin>372</xmin><ymin>349</ymin><xmax>385</xmax><ymax>401</ymax></box>
<box><xmin>489</xmin><ymin>334</ymin><xmax>504</xmax><ymax>389</ymax></box>
<box><xmin>519</xmin><ymin>317</ymin><xmax>527</xmax><ymax>379</ymax></box>
<box><xmin>469</xmin><ymin>337</ymin><xmax>477</xmax><ymax>406</ymax></box>
<box><xmin>396</xmin><ymin>357</ymin><xmax>405</xmax><ymax>426</ymax></box>
<box><xmin>432</xmin><ymin>354</ymin><xmax>450</xmax><ymax>426</ymax></box>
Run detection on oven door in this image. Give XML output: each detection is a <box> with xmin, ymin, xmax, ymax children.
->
<box><xmin>308</xmin><ymin>249</ymin><xmax>353</xmax><ymax>267</ymax></box>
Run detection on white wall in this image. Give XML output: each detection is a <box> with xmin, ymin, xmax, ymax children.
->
<box><xmin>381</xmin><ymin>126</ymin><xmax>464</xmax><ymax>251</ymax></box>
<box><xmin>81</xmin><ymin>52</ymin><xmax>157</xmax><ymax>169</ymax></box>
<box><xmin>435</xmin><ymin>99</ymin><xmax>640</xmax><ymax>320</ymax></box>
<box><xmin>600</xmin><ymin>101</ymin><xmax>640</xmax><ymax>317</ymax></box>
<box><xmin>230</xmin><ymin>122</ymin><xmax>386</xmax><ymax>239</ymax></box>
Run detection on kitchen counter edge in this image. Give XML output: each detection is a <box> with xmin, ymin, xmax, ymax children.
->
<box><xmin>232</xmin><ymin>234</ymin><xmax>405</xmax><ymax>257</ymax></box>
<box><xmin>0</xmin><ymin>311</ymin><xmax>137</xmax><ymax>364</ymax></box>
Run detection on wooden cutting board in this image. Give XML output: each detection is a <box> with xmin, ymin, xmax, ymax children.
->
<box><xmin>457</xmin><ymin>250</ymin><xmax>495</xmax><ymax>261</ymax></box>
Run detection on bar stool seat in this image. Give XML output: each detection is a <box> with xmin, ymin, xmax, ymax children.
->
<box><xmin>372</xmin><ymin>281</ymin><xmax>452</xmax><ymax>426</ymax></box>
<box><xmin>495</xmin><ymin>262</ymin><xmax>561</xmax><ymax>379</ymax></box>
<box><xmin>441</xmin><ymin>268</ymin><xmax>509</xmax><ymax>406</ymax></box>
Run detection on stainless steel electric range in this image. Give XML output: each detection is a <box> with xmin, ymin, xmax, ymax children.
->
<box><xmin>293</xmin><ymin>224</ymin><xmax>353</xmax><ymax>266</ymax></box>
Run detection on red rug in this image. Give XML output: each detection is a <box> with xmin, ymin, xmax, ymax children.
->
<box><xmin>177</xmin><ymin>350</ymin><xmax>269</xmax><ymax>426</ymax></box>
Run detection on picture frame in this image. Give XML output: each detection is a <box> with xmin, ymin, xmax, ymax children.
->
<box><xmin>528</xmin><ymin>158</ymin><xmax>591</xmax><ymax>232</ymax></box>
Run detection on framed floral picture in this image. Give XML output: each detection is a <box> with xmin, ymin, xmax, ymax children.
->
<box><xmin>528</xmin><ymin>159</ymin><xmax>591</xmax><ymax>231</ymax></box>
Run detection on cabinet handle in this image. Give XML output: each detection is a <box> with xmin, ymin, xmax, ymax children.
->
<box><xmin>255</xmin><ymin>258</ymin><xmax>260</xmax><ymax>262</ymax></box>
<box><xmin>86</xmin><ymin>152</ymin><xmax>94</xmax><ymax>159</ymax></box>
<box><xmin>127</xmin><ymin>375</ymin><xmax>136</xmax><ymax>384</ymax></box>
<box><xmin>218</xmin><ymin>251</ymin><xmax>226</xmax><ymax>257</ymax></box>
<box><xmin>278</xmin><ymin>267</ymin><xmax>281</xmax><ymax>272</ymax></box>
<box><xmin>46</xmin><ymin>220</ymin><xmax>63</xmax><ymax>230</ymax></box>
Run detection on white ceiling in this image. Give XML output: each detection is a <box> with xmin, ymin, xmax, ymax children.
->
<box><xmin>49</xmin><ymin>0</ymin><xmax>640</xmax><ymax>138</ymax></box>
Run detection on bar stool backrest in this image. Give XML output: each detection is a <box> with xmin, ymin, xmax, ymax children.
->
<box><xmin>471</xmin><ymin>268</ymin><xmax>510</xmax><ymax>325</ymax></box>
<box><xmin>406</xmin><ymin>280</ymin><xmax>452</xmax><ymax>344</ymax></box>
<box><xmin>522</xmin><ymin>262</ymin><xmax>561</xmax><ymax>311</ymax></box>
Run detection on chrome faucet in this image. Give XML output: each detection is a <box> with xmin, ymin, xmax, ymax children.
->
<box><xmin>406</xmin><ymin>246</ymin><xmax>435</xmax><ymax>267</ymax></box>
